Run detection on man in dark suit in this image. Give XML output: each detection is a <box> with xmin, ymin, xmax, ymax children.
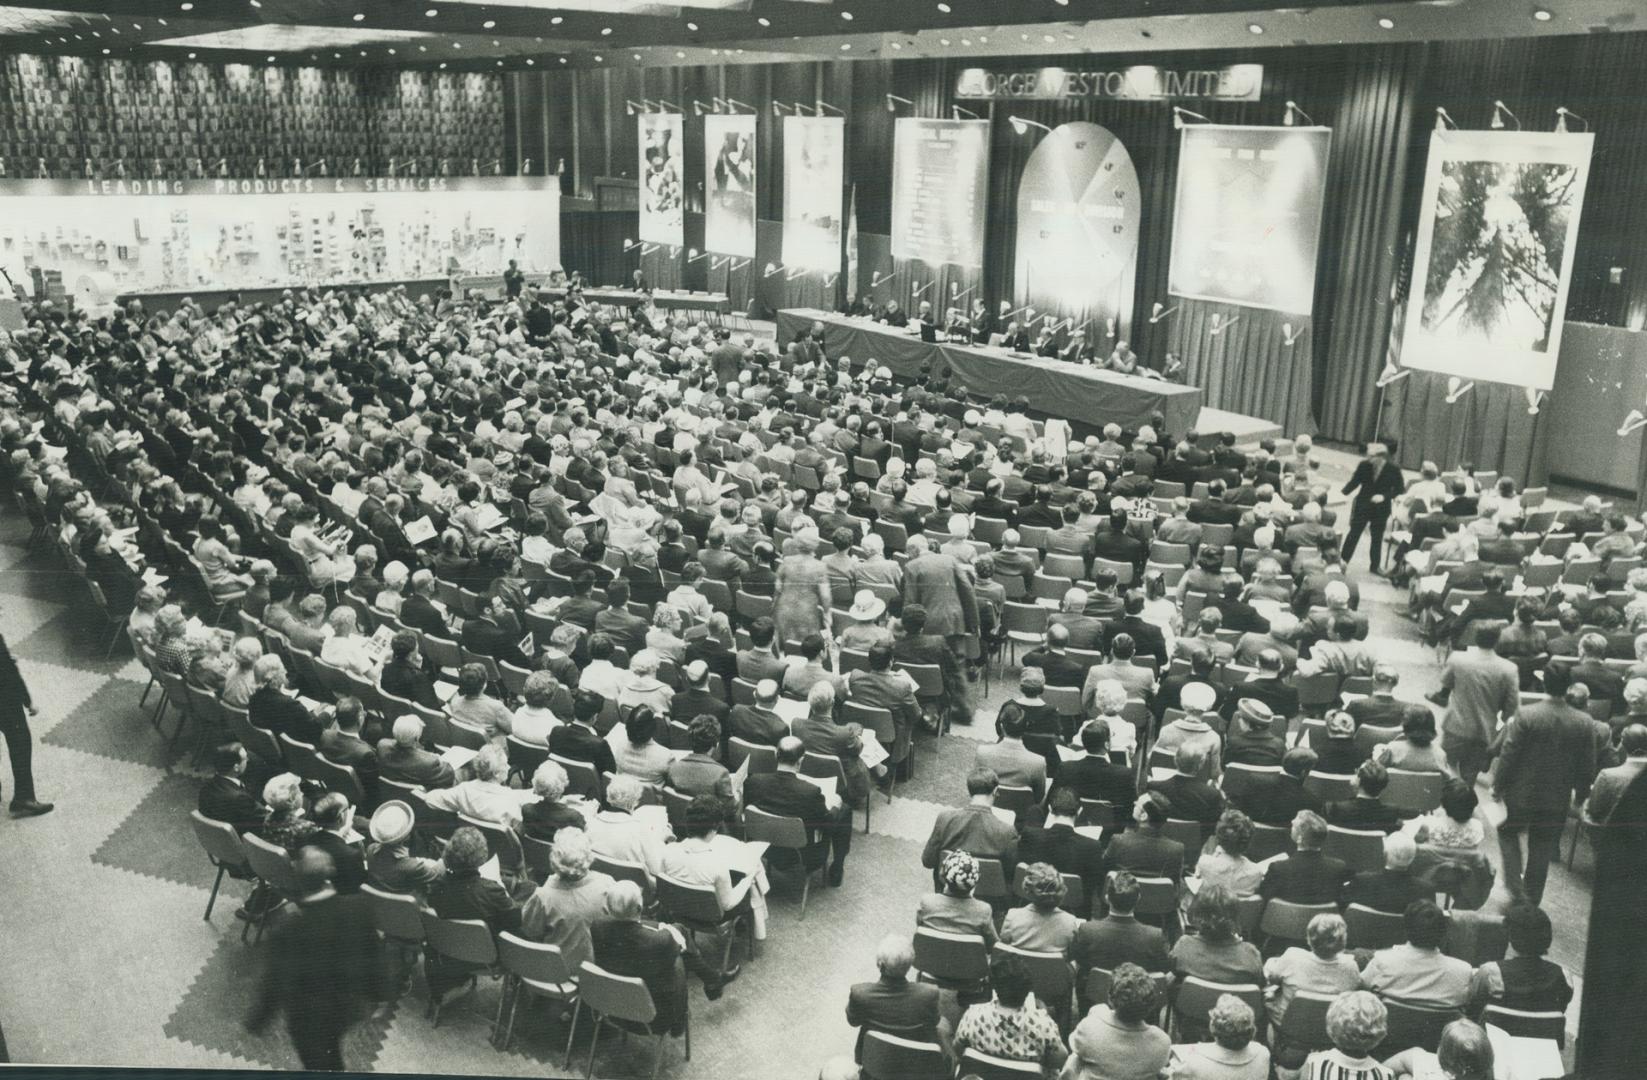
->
<box><xmin>458</xmin><ymin>597</ymin><xmax>532</xmax><ymax>670</ymax></box>
<box><xmin>1230</xmin><ymin>747</ymin><xmax>1323</xmax><ymax>827</ymax></box>
<box><xmin>1493</xmin><ymin>665</ymin><xmax>1600</xmax><ymax>904</ymax></box>
<box><xmin>1223</xmin><ymin>650</ymin><xmax>1299</xmax><ymax>722</ymax></box>
<box><xmin>1324</xmin><ymin>759</ymin><xmax>1404</xmax><ymax>833</ymax></box>
<box><xmin>1151</xmin><ymin>649</ymin><xmax>1221</xmax><ymax>723</ymax></box>
<box><xmin>1099</xmin><ymin>592</ymin><xmax>1169</xmax><ymax>668</ymax></box>
<box><xmin>1563</xmin><ymin>633</ymin><xmax>1627</xmax><ymax>712</ymax></box>
<box><xmin>1069</xmin><ymin>871</ymin><xmax>1172</xmax><ymax>1010</ymax></box>
<box><xmin>306</xmin><ymin>792</ymin><xmax>368</xmax><ymax>894</ymax></box>
<box><xmin>547</xmin><ymin>690</ymin><xmax>618</xmax><ymax>777</ymax></box>
<box><xmin>249</xmin><ymin>657</ymin><xmax>327</xmax><ymax>747</ymax></box>
<box><xmin>1147</xmin><ymin>743</ymin><xmax>1225</xmax><ymax>847</ymax></box>
<box><xmin>1051</xmin><ymin>723</ymin><xmax>1137</xmax><ymax>815</ymax></box>
<box><xmin>727</xmin><ymin>679</ymin><xmax>789</xmax><ymax>748</ymax></box>
<box><xmin>318</xmin><ymin>699</ymin><xmax>381</xmax><ymax>808</ymax></box>
<box><xmin>1091</xmin><ymin>511</ymin><xmax>1148</xmax><ymax>580</ymax></box>
<box><xmin>920</xmin><ymin>767</ymin><xmax>1019</xmax><ymax>882</ymax></box>
<box><xmin>1017</xmin><ymin>788</ymin><xmax>1107</xmax><ymax>902</ymax></box>
<box><xmin>1103</xmin><ymin>795</ymin><xmax>1185</xmax><ymax>883</ymax></box>
<box><xmin>376</xmin><ymin>715</ymin><xmax>456</xmax><ymax>789</ymax></box>
<box><xmin>0</xmin><ymin>629</ymin><xmax>49</xmax><ymax>816</ymax></box>
<box><xmin>199</xmin><ymin>742</ymin><xmax>268</xmax><ymax>832</ymax></box>
<box><xmin>398</xmin><ymin>570</ymin><xmax>451</xmax><ymax>639</ymax></box>
<box><xmin>1346</xmin><ymin>663</ymin><xmax>1408</xmax><ymax>729</ymax></box>
<box><xmin>1340</xmin><ymin>833</ymin><xmax>1431</xmax><ymax>913</ymax></box>
<box><xmin>1339</xmin><ymin>441</ymin><xmax>1405</xmax><ymax>572</ymax></box>
<box><xmin>745</xmin><ymin>736</ymin><xmax>852</xmax><ymax>885</ymax></box>
<box><xmin>592</xmin><ymin>580</ymin><xmax>650</xmax><ymax>656</ymax></box>
<box><xmin>846</xmin><ymin>935</ymin><xmax>947</xmax><ymax>1060</ymax></box>
<box><xmin>379</xmin><ymin>632</ymin><xmax>442</xmax><ymax>709</ymax></box>
<box><xmin>1258</xmin><ymin>809</ymin><xmax>1350</xmax><ymax>903</ymax></box>
<box><xmin>246</xmin><ymin>848</ymin><xmax>387</xmax><ymax>1070</ymax></box>
<box><xmin>1020</xmin><ymin>624</ymin><xmax>1089</xmax><ymax>688</ymax></box>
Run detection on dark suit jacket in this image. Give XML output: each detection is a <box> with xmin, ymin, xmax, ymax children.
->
<box><xmin>1259</xmin><ymin>849</ymin><xmax>1350</xmax><ymax>903</ymax></box>
<box><xmin>727</xmin><ymin>704</ymin><xmax>788</xmax><ymax>747</ymax></box>
<box><xmin>1147</xmin><ymin>775</ymin><xmax>1225</xmax><ymax>833</ymax></box>
<box><xmin>249</xmin><ymin>686</ymin><xmax>325</xmax><ymax>747</ymax></box>
<box><xmin>320</xmin><ymin>729</ymin><xmax>381</xmax><ymax>805</ymax></box>
<box><xmin>398</xmin><ymin>594</ymin><xmax>449</xmax><ymax>639</ymax></box>
<box><xmin>199</xmin><ymin>775</ymin><xmax>267</xmax><ymax>833</ymax></box>
<box><xmin>1021</xmin><ymin>648</ymin><xmax>1089</xmax><ymax>688</ymax></box>
<box><xmin>746</xmin><ymin>770</ymin><xmax>839</xmax><ymax>868</ymax></box>
<box><xmin>460</xmin><ymin>616</ymin><xmax>530</xmax><ymax>669</ymax></box>
<box><xmin>1018</xmin><ymin>822</ymin><xmax>1107</xmax><ymax>900</ymax></box>
<box><xmin>1069</xmin><ymin>914</ymin><xmax>1172</xmax><ymax>1002</ymax></box>
<box><xmin>1325</xmin><ymin>796</ymin><xmax>1404</xmax><ymax>833</ymax></box>
<box><xmin>306</xmin><ymin>829</ymin><xmax>368</xmax><ymax>893</ymax></box>
<box><xmin>247</xmin><ymin>894</ymin><xmax>386</xmax><ymax>1037</ymax></box>
<box><xmin>547</xmin><ymin>723</ymin><xmax>617</xmax><ymax>777</ymax></box>
<box><xmin>1103</xmin><ymin>829</ymin><xmax>1185</xmax><ymax>883</ymax></box>
<box><xmin>1052</xmin><ymin>756</ymin><xmax>1137</xmax><ymax>812</ymax></box>
<box><xmin>1341</xmin><ymin>868</ymin><xmax>1430</xmax><ymax>913</ymax></box>
<box><xmin>847</xmin><ymin>977</ymin><xmax>944</xmax><ymax>1056</ymax></box>
<box><xmin>376</xmin><ymin>741</ymin><xmax>457</xmax><ymax>789</ymax></box>
<box><xmin>1227</xmin><ymin>676</ymin><xmax>1299</xmax><ymax>721</ymax></box>
<box><xmin>1100</xmin><ymin>616</ymin><xmax>1168</xmax><ymax>666</ymax></box>
<box><xmin>591</xmin><ymin>919</ymin><xmax>687</xmax><ymax>1033</ymax></box>
<box><xmin>0</xmin><ymin>633</ymin><xmax>33</xmax><ymax>710</ymax></box>
<box><xmin>1342</xmin><ymin>459</ymin><xmax>1405</xmax><ymax>514</ymax></box>
<box><xmin>1230</xmin><ymin>773</ymin><xmax>1321</xmax><ymax>827</ymax></box>
<box><xmin>380</xmin><ymin>658</ymin><xmax>441</xmax><ymax>709</ymax></box>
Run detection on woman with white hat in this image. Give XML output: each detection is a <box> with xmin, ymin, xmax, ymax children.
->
<box><xmin>838</xmin><ymin>589</ymin><xmax>891</xmax><ymax>652</ymax></box>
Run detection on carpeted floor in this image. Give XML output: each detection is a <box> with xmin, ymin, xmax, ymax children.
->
<box><xmin>0</xmin><ymin>449</ymin><xmax>1593</xmax><ymax>1075</ymax></box>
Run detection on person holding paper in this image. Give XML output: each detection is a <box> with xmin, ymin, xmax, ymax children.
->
<box><xmin>745</xmin><ymin>736</ymin><xmax>852</xmax><ymax>887</ymax></box>
<box><xmin>376</xmin><ymin>715</ymin><xmax>456</xmax><ymax>790</ymax></box>
<box><xmin>793</xmin><ymin>681</ymin><xmax>873</xmax><ymax>808</ymax></box>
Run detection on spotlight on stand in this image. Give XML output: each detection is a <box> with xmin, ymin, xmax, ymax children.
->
<box><xmin>1525</xmin><ymin>387</ymin><xmax>1545</xmax><ymax>416</ymax></box>
<box><xmin>1172</xmin><ymin>107</ymin><xmax>1210</xmax><ymax>130</ymax></box>
<box><xmin>1434</xmin><ymin>107</ymin><xmax>1457</xmax><ymax>132</ymax></box>
<box><xmin>1282</xmin><ymin>100</ymin><xmax>1314</xmax><ymax>127</ymax></box>
<box><xmin>763</xmin><ymin>261</ymin><xmax>785</xmax><ymax>277</ymax></box>
<box><xmin>1281</xmin><ymin>322</ymin><xmax>1306</xmax><ymax>347</ymax></box>
<box><xmin>1491</xmin><ymin>100</ymin><xmax>1521</xmax><ymax>130</ymax></box>
<box><xmin>686</xmin><ymin>248</ymin><xmax>711</xmax><ymax>263</ymax></box>
<box><xmin>1009</xmin><ymin>116</ymin><xmax>1053</xmax><ymax>135</ymax></box>
<box><xmin>952</xmin><ymin>105</ymin><xmax>981</xmax><ymax>120</ymax></box>
<box><xmin>1209</xmin><ymin>313</ymin><xmax>1241</xmax><ymax>336</ymax></box>
<box><xmin>1444</xmin><ymin>376</ymin><xmax>1475</xmax><ymax>404</ymax></box>
<box><xmin>885</xmin><ymin>94</ymin><xmax>913</xmax><ymax>113</ymax></box>
<box><xmin>1618</xmin><ymin>409</ymin><xmax>1647</xmax><ymax>438</ymax></box>
<box><xmin>1375</xmin><ymin>361</ymin><xmax>1411</xmax><ymax>389</ymax></box>
<box><xmin>1555</xmin><ymin>106</ymin><xmax>1590</xmax><ymax>133</ymax></box>
<box><xmin>1148</xmin><ymin>301</ymin><xmax>1178</xmax><ymax>325</ymax></box>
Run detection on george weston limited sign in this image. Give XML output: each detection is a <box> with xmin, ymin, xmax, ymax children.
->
<box><xmin>955</xmin><ymin>64</ymin><xmax>1263</xmax><ymax>102</ymax></box>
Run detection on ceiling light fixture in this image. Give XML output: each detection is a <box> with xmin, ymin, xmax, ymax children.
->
<box><xmin>940</xmin><ymin>38</ymin><xmax>950</xmax><ymax>45</ymax></box>
<box><xmin>525</xmin><ymin>57</ymin><xmax>533</xmax><ymax>64</ymax></box>
<box><xmin>1532</xmin><ymin>7</ymin><xmax>1552</xmax><ymax>18</ymax></box>
<box><xmin>1247</xmin><ymin>22</ymin><xmax>1264</xmax><ymax>33</ymax></box>
<box><xmin>686</xmin><ymin>21</ymin><xmax>697</xmax><ymax>30</ymax></box>
<box><xmin>600</xmin><ymin>26</ymin><xmax>612</xmax><ymax>35</ymax></box>
<box><xmin>757</xmin><ymin>16</ymin><xmax>770</xmax><ymax>26</ymax></box>
<box><xmin>936</xmin><ymin>1</ymin><xmax>950</xmax><ymax>9</ymax></box>
<box><xmin>425</xmin><ymin>7</ymin><xmax>436</xmax><ymax>14</ymax></box>
<box><xmin>352</xmin><ymin>12</ymin><xmax>364</xmax><ymax>20</ymax></box>
<box><xmin>188</xmin><ymin>51</ymin><xmax>195</xmax><ymax>57</ymax></box>
<box><xmin>1377</xmin><ymin>16</ymin><xmax>1395</xmax><ymax>28</ymax></box>
<box><xmin>675</xmin><ymin>49</ymin><xmax>685</xmax><ymax>57</ymax></box>
<box><xmin>890</xmin><ymin>41</ymin><xmax>902</xmax><ymax>49</ymax></box>
<box><xmin>594</xmin><ymin>54</ymin><xmax>603</xmax><ymax>61</ymax></box>
<box><xmin>550</xmin><ymin>15</ymin><xmax>562</xmax><ymax>23</ymax></box>
<box><xmin>483</xmin><ymin>19</ymin><xmax>495</xmax><ymax>28</ymax></box>
<box><xmin>840</xmin><ymin>10</ymin><xmax>853</xmax><ymax>19</ymax></box>
<box><xmin>840</xmin><ymin>42</ymin><xmax>850</xmax><ymax>49</ymax></box>
<box><xmin>179</xmin><ymin>2</ymin><xmax>192</xmax><ymax>9</ymax></box>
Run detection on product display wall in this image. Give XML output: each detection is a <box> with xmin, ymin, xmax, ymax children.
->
<box><xmin>0</xmin><ymin>176</ymin><xmax>560</xmax><ymax>306</ymax></box>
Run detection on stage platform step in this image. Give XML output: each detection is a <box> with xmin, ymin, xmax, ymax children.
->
<box><xmin>1198</xmin><ymin>407</ymin><xmax>1285</xmax><ymax>449</ymax></box>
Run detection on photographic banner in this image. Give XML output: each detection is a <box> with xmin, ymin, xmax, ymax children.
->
<box><xmin>1401</xmin><ymin>128</ymin><xmax>1594</xmax><ymax>392</ymax></box>
<box><xmin>781</xmin><ymin>115</ymin><xmax>845</xmax><ymax>271</ymax></box>
<box><xmin>1168</xmin><ymin>124</ymin><xmax>1332</xmax><ymax>314</ymax></box>
<box><xmin>1012</xmin><ymin>121</ymin><xmax>1141</xmax><ymax>344</ymax></box>
<box><xmin>704</xmin><ymin>112</ymin><xmax>757</xmax><ymax>257</ymax></box>
<box><xmin>891</xmin><ymin>117</ymin><xmax>990</xmax><ymax>268</ymax></box>
<box><xmin>638</xmin><ymin>111</ymin><xmax>684</xmax><ymax>246</ymax></box>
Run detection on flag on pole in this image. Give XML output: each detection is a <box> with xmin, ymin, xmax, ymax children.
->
<box><xmin>845</xmin><ymin>182</ymin><xmax>859</xmax><ymax>307</ymax></box>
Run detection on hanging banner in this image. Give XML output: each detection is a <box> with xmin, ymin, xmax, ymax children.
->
<box><xmin>703</xmin><ymin>113</ymin><xmax>757</xmax><ymax>257</ymax></box>
<box><xmin>1402</xmin><ymin>128</ymin><xmax>1594</xmax><ymax>392</ymax></box>
<box><xmin>638</xmin><ymin>111</ymin><xmax>684</xmax><ymax>246</ymax></box>
<box><xmin>1012</xmin><ymin>121</ymin><xmax>1141</xmax><ymax>344</ymax></box>
<box><xmin>1169</xmin><ymin>124</ymin><xmax>1332</xmax><ymax>314</ymax></box>
<box><xmin>891</xmin><ymin>118</ymin><xmax>990</xmax><ymax>269</ymax></box>
<box><xmin>781</xmin><ymin>115</ymin><xmax>845</xmax><ymax>271</ymax></box>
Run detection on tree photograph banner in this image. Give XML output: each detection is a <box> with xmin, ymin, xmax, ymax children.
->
<box><xmin>638</xmin><ymin>111</ymin><xmax>684</xmax><ymax>246</ymax></box>
<box><xmin>704</xmin><ymin>112</ymin><xmax>756</xmax><ymax>257</ymax></box>
<box><xmin>781</xmin><ymin>115</ymin><xmax>845</xmax><ymax>271</ymax></box>
<box><xmin>1401</xmin><ymin>128</ymin><xmax>1594</xmax><ymax>392</ymax></box>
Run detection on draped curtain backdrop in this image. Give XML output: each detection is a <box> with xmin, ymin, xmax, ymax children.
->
<box><xmin>515</xmin><ymin>33</ymin><xmax>1647</xmax><ymax>490</ymax></box>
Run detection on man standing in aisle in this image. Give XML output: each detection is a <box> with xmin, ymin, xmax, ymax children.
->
<box><xmin>1438</xmin><ymin>623</ymin><xmax>1521</xmax><ymax>789</ymax></box>
<box><xmin>0</xmin><ymin>628</ymin><xmax>50</xmax><ymax>817</ymax></box>
<box><xmin>1340</xmin><ymin>441</ymin><xmax>1405</xmax><ymax>573</ymax></box>
<box><xmin>502</xmin><ymin>259</ymin><xmax>525</xmax><ymax>301</ymax></box>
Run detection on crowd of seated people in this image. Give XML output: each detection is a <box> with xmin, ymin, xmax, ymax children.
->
<box><xmin>1</xmin><ymin>279</ymin><xmax>1625</xmax><ymax>1076</ymax></box>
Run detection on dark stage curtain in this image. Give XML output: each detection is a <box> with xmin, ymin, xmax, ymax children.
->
<box><xmin>1170</xmin><ymin>304</ymin><xmax>1315</xmax><ymax>435</ymax></box>
<box><xmin>1381</xmin><ymin>371</ymin><xmax>1550</xmax><ymax>488</ymax></box>
<box><xmin>1313</xmin><ymin>46</ymin><xmax>1424</xmax><ymax>445</ymax></box>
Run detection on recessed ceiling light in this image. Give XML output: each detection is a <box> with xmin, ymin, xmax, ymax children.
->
<box><xmin>352</xmin><ymin>12</ymin><xmax>364</xmax><ymax>21</ymax></box>
<box><xmin>686</xmin><ymin>21</ymin><xmax>698</xmax><ymax>30</ymax></box>
<box><xmin>1532</xmin><ymin>7</ymin><xmax>1552</xmax><ymax>17</ymax></box>
<box><xmin>936</xmin><ymin>1</ymin><xmax>949</xmax><ymax>10</ymax></box>
<box><xmin>890</xmin><ymin>40</ymin><xmax>902</xmax><ymax>49</ymax></box>
<box><xmin>594</xmin><ymin>54</ymin><xmax>602</xmax><ymax>61</ymax></box>
<box><xmin>387</xmin><ymin>47</ymin><xmax>396</xmax><ymax>53</ymax></box>
<box><xmin>550</xmin><ymin>15</ymin><xmax>562</xmax><ymax>23</ymax></box>
<box><xmin>188</xmin><ymin>51</ymin><xmax>195</xmax><ymax>57</ymax></box>
<box><xmin>496</xmin><ymin>59</ymin><xmax>502</xmax><ymax>66</ymax></box>
<box><xmin>1041</xmin><ymin>32</ymin><xmax>1054</xmax><ymax>42</ymax></box>
<box><xmin>452</xmin><ymin>41</ymin><xmax>460</xmax><ymax>47</ymax></box>
<box><xmin>102</xmin><ymin>47</ymin><xmax>110</xmax><ymax>53</ymax></box>
<box><xmin>840</xmin><ymin>42</ymin><xmax>851</xmax><ymax>49</ymax></box>
<box><xmin>483</xmin><ymin>19</ymin><xmax>495</xmax><ymax>28</ymax></box>
<box><xmin>1054</xmin><ymin>0</ymin><xmax>1069</xmax><ymax>5</ymax></box>
<box><xmin>559</xmin><ymin>55</ymin><xmax>568</xmax><ymax>63</ymax></box>
<box><xmin>268</xmin><ymin>54</ymin><xmax>277</xmax><ymax>60</ymax></box>
<box><xmin>961</xmin><ymin>37</ymin><xmax>971</xmax><ymax>45</ymax></box>
<box><xmin>439</xmin><ymin>61</ymin><xmax>447</xmax><ymax>68</ymax></box>
<box><xmin>840</xmin><ymin>10</ymin><xmax>853</xmax><ymax>19</ymax></box>
<box><xmin>179</xmin><ymin>2</ymin><xmax>192</xmax><ymax>9</ymax></box>
<box><xmin>978</xmin><ymin>34</ymin><xmax>987</xmax><ymax>42</ymax></box>
<box><xmin>675</xmin><ymin>49</ymin><xmax>685</xmax><ymax>57</ymax></box>
<box><xmin>600</xmin><ymin>26</ymin><xmax>612</xmax><ymax>35</ymax></box>
<box><xmin>1377</xmin><ymin>16</ymin><xmax>1395</xmax><ymax>27</ymax></box>
<box><xmin>425</xmin><ymin>7</ymin><xmax>436</xmax><ymax>14</ymax></box>
<box><xmin>492</xmin><ymin>39</ymin><xmax>500</xmax><ymax>45</ymax></box>
<box><xmin>249</xmin><ymin>0</ymin><xmax>260</xmax><ymax>8</ymax></box>
<box><xmin>940</xmin><ymin>38</ymin><xmax>950</xmax><ymax>45</ymax></box>
<box><xmin>525</xmin><ymin>57</ymin><xmax>532</xmax><ymax>64</ymax></box>
<box><xmin>757</xmin><ymin>16</ymin><xmax>770</xmax><ymax>26</ymax></box>
<box><xmin>633</xmin><ymin>52</ymin><xmax>641</xmax><ymax>59</ymax></box>
<box><xmin>418</xmin><ymin>45</ymin><xmax>426</xmax><ymax>51</ymax></box>
<box><xmin>358</xmin><ymin>50</ymin><xmax>366</xmax><ymax>56</ymax></box>
<box><xmin>1247</xmin><ymin>22</ymin><xmax>1264</xmax><ymax>32</ymax></box>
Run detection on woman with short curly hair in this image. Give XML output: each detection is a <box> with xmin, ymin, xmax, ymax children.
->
<box><xmin>1195</xmin><ymin>808</ymin><xmax>1264</xmax><ymax>897</ymax></box>
<box><xmin>519</xmin><ymin>826</ymin><xmax>615</xmax><ymax>972</ymax></box>
<box><xmin>999</xmin><ymin>861</ymin><xmax>1079</xmax><ymax>953</ymax></box>
<box><xmin>1170</xmin><ymin>884</ymin><xmax>1264</xmax><ymax>1038</ymax></box>
<box><xmin>1301</xmin><ymin>990</ymin><xmax>1391</xmax><ymax>1079</ymax></box>
<box><xmin>508</xmin><ymin>670</ymin><xmax>562</xmax><ymax>746</ymax></box>
<box><xmin>1064</xmin><ymin>961</ymin><xmax>1170</xmax><ymax>1080</ymax></box>
<box><xmin>1172</xmin><ymin>993</ymin><xmax>1270</xmax><ymax>1079</ymax></box>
